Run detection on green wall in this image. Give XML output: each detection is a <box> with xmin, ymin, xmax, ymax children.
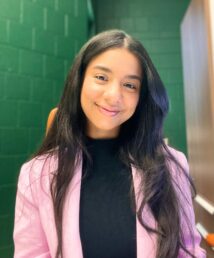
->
<box><xmin>0</xmin><ymin>0</ymin><xmax>190</xmax><ymax>256</ymax></box>
<box><xmin>93</xmin><ymin>0</ymin><xmax>190</xmax><ymax>154</ymax></box>
<box><xmin>0</xmin><ymin>0</ymin><xmax>89</xmax><ymax>257</ymax></box>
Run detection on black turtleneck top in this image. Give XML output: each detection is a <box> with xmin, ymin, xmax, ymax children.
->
<box><xmin>79</xmin><ymin>137</ymin><xmax>137</xmax><ymax>258</ymax></box>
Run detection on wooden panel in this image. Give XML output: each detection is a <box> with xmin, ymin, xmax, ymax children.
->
<box><xmin>181</xmin><ymin>0</ymin><xmax>214</xmax><ymax>253</ymax></box>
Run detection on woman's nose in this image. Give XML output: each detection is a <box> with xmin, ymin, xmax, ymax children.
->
<box><xmin>103</xmin><ymin>81</ymin><xmax>122</xmax><ymax>105</ymax></box>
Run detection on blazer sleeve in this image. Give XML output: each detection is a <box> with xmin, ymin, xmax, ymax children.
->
<box><xmin>170</xmin><ymin>150</ymin><xmax>206</xmax><ymax>258</ymax></box>
<box><xmin>13</xmin><ymin>161</ymin><xmax>51</xmax><ymax>258</ymax></box>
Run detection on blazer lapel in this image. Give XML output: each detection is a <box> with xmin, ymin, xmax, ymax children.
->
<box><xmin>63</xmin><ymin>159</ymin><xmax>84</xmax><ymax>258</ymax></box>
<box><xmin>131</xmin><ymin>166</ymin><xmax>157</xmax><ymax>258</ymax></box>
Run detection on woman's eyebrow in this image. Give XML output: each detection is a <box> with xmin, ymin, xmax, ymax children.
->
<box><xmin>127</xmin><ymin>75</ymin><xmax>141</xmax><ymax>82</ymax></box>
<box><xmin>92</xmin><ymin>65</ymin><xmax>141</xmax><ymax>82</ymax></box>
<box><xmin>92</xmin><ymin>65</ymin><xmax>112</xmax><ymax>73</ymax></box>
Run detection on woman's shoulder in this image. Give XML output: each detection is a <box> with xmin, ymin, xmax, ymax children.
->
<box><xmin>163</xmin><ymin>145</ymin><xmax>187</xmax><ymax>165</ymax></box>
<box><xmin>166</xmin><ymin>145</ymin><xmax>187</xmax><ymax>165</ymax></box>
<box><xmin>18</xmin><ymin>152</ymin><xmax>58</xmax><ymax>190</ymax></box>
<box><xmin>164</xmin><ymin>146</ymin><xmax>192</xmax><ymax>194</ymax></box>
<box><xmin>164</xmin><ymin>145</ymin><xmax>190</xmax><ymax>182</ymax></box>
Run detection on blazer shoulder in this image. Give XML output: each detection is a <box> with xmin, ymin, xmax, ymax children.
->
<box><xmin>165</xmin><ymin>145</ymin><xmax>188</xmax><ymax>170</ymax></box>
<box><xmin>166</xmin><ymin>145</ymin><xmax>186</xmax><ymax>160</ymax></box>
<box><xmin>18</xmin><ymin>153</ymin><xmax>58</xmax><ymax>197</ymax></box>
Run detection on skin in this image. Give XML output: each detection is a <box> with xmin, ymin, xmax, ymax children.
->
<box><xmin>80</xmin><ymin>48</ymin><xmax>142</xmax><ymax>139</ymax></box>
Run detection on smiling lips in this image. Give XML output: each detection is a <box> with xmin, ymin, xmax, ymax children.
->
<box><xmin>96</xmin><ymin>104</ymin><xmax>120</xmax><ymax>117</ymax></box>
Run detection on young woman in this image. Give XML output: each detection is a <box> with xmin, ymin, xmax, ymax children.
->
<box><xmin>13</xmin><ymin>30</ymin><xmax>206</xmax><ymax>258</ymax></box>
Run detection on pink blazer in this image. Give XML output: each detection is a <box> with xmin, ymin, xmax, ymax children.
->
<box><xmin>13</xmin><ymin>147</ymin><xmax>206</xmax><ymax>258</ymax></box>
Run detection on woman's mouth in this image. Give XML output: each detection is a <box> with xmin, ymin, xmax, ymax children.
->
<box><xmin>96</xmin><ymin>104</ymin><xmax>120</xmax><ymax>117</ymax></box>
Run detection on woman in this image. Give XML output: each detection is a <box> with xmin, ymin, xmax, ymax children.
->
<box><xmin>13</xmin><ymin>30</ymin><xmax>206</xmax><ymax>258</ymax></box>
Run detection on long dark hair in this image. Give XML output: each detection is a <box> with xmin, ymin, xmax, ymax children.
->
<box><xmin>35</xmin><ymin>30</ymin><xmax>196</xmax><ymax>258</ymax></box>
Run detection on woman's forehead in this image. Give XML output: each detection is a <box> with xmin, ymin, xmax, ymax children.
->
<box><xmin>86</xmin><ymin>48</ymin><xmax>142</xmax><ymax>78</ymax></box>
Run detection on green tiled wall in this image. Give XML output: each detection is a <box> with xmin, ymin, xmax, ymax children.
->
<box><xmin>93</xmin><ymin>0</ymin><xmax>190</xmax><ymax>154</ymax></box>
<box><xmin>0</xmin><ymin>0</ymin><xmax>88</xmax><ymax>257</ymax></box>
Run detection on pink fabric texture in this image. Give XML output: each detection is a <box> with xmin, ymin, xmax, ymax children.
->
<box><xmin>13</xmin><ymin>147</ymin><xmax>206</xmax><ymax>258</ymax></box>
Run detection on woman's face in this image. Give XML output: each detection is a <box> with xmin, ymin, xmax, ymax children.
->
<box><xmin>80</xmin><ymin>47</ymin><xmax>142</xmax><ymax>139</ymax></box>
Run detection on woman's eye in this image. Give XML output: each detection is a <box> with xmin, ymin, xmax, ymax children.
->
<box><xmin>123</xmin><ymin>82</ymin><xmax>137</xmax><ymax>90</ymax></box>
<box><xmin>95</xmin><ymin>75</ymin><xmax>108</xmax><ymax>81</ymax></box>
